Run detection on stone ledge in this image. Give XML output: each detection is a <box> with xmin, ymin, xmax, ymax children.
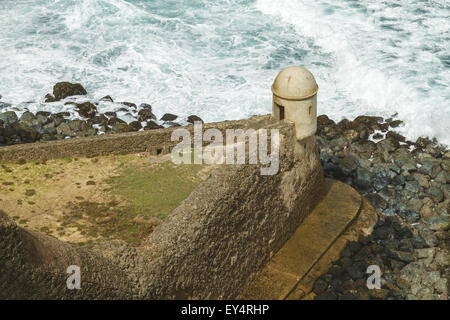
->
<box><xmin>239</xmin><ymin>179</ymin><xmax>376</xmax><ymax>299</ymax></box>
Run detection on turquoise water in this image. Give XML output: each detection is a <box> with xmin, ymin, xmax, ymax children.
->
<box><xmin>0</xmin><ymin>0</ymin><xmax>449</xmax><ymax>144</ymax></box>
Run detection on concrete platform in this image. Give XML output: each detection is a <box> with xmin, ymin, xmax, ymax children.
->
<box><xmin>239</xmin><ymin>179</ymin><xmax>377</xmax><ymax>300</ymax></box>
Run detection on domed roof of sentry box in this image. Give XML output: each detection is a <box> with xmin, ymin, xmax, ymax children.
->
<box><xmin>271</xmin><ymin>66</ymin><xmax>318</xmax><ymax>101</ymax></box>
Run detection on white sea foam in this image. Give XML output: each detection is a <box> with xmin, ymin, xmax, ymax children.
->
<box><xmin>0</xmin><ymin>0</ymin><xmax>448</xmax><ymax>144</ymax></box>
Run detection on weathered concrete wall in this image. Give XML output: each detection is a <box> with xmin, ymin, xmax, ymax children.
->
<box><xmin>0</xmin><ymin>117</ymin><xmax>325</xmax><ymax>299</ymax></box>
<box><xmin>0</xmin><ymin>117</ymin><xmax>270</xmax><ymax>162</ymax></box>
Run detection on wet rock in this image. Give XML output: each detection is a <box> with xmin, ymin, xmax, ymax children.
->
<box><xmin>377</xmin><ymin>138</ymin><xmax>399</xmax><ymax>153</ymax></box>
<box><xmin>426</xmin><ymin>216</ymin><xmax>449</xmax><ymax>231</ymax></box>
<box><xmin>355</xmin><ymin>168</ymin><xmax>373</xmax><ymax>191</ymax></box>
<box><xmin>111</xmin><ymin>122</ymin><xmax>132</xmax><ymax>133</ymax></box>
<box><xmin>0</xmin><ymin>111</ymin><xmax>18</xmax><ymax>125</ymax></box>
<box><xmin>43</xmin><ymin>122</ymin><xmax>57</xmax><ymax>134</ymax></box>
<box><xmin>56</xmin><ymin>123</ymin><xmax>75</xmax><ymax>137</ymax></box>
<box><xmin>138</xmin><ymin>109</ymin><xmax>156</xmax><ymax>122</ymax></box>
<box><xmin>139</xmin><ymin>103</ymin><xmax>152</xmax><ymax>110</ymax></box>
<box><xmin>317</xmin><ymin>114</ymin><xmax>335</xmax><ymax>128</ymax></box>
<box><xmin>77</xmin><ymin>127</ymin><xmax>98</xmax><ymax>137</ymax></box>
<box><xmin>144</xmin><ymin>121</ymin><xmax>163</xmax><ymax>130</ymax></box>
<box><xmin>52</xmin><ymin>82</ymin><xmax>87</xmax><ymax>101</ymax></box>
<box><xmin>76</xmin><ymin>102</ymin><xmax>97</xmax><ymax>118</ymax></box>
<box><xmin>419</xmin><ymin>229</ymin><xmax>438</xmax><ymax>247</ymax></box>
<box><xmin>104</xmin><ymin>112</ymin><xmax>117</xmax><ymax>118</ymax></box>
<box><xmin>372</xmin><ymin>132</ymin><xmax>383</xmax><ymax>140</ymax></box>
<box><xmin>121</xmin><ymin>102</ymin><xmax>137</xmax><ymax>109</ymax></box>
<box><xmin>419</xmin><ymin>159</ymin><xmax>442</xmax><ymax>178</ymax></box>
<box><xmin>365</xmin><ymin>193</ymin><xmax>388</xmax><ymax>210</ymax></box>
<box><xmin>108</xmin><ymin>117</ymin><xmax>126</xmax><ymax>126</ymax></box>
<box><xmin>392</xmin><ymin>148</ymin><xmax>413</xmax><ymax>167</ymax></box>
<box><xmin>346</xmin><ymin>262</ymin><xmax>365</xmax><ymax>280</ymax></box>
<box><xmin>369</xmin><ymin>289</ymin><xmax>389</xmax><ymax>300</ymax></box>
<box><xmin>19</xmin><ymin>112</ymin><xmax>37</xmax><ymax>127</ymax></box>
<box><xmin>415</xmin><ymin>137</ymin><xmax>433</xmax><ymax>149</ymax></box>
<box><xmin>404</xmin><ymin>181</ymin><xmax>420</xmax><ymax>194</ymax></box>
<box><xmin>100</xmin><ymin>95</ymin><xmax>114</xmax><ymax>102</ymax></box>
<box><xmin>68</xmin><ymin>120</ymin><xmax>88</xmax><ymax>132</ymax></box>
<box><xmin>389</xmin><ymin>120</ymin><xmax>403</xmax><ymax>128</ymax></box>
<box><xmin>160</xmin><ymin>113</ymin><xmax>178</xmax><ymax>122</ymax></box>
<box><xmin>313</xmin><ymin>278</ymin><xmax>328</xmax><ymax>295</ymax></box>
<box><xmin>386</xmin><ymin>131</ymin><xmax>406</xmax><ymax>143</ymax></box>
<box><xmin>88</xmin><ymin>114</ymin><xmax>108</xmax><ymax>126</ymax></box>
<box><xmin>429</xmin><ymin>186</ymin><xmax>444</xmax><ymax>203</ymax></box>
<box><xmin>392</xmin><ymin>174</ymin><xmax>405</xmax><ymax>186</ymax></box>
<box><xmin>44</xmin><ymin>93</ymin><xmax>56</xmax><ymax>103</ymax></box>
<box><xmin>129</xmin><ymin>121</ymin><xmax>142</xmax><ymax>131</ymax></box>
<box><xmin>165</xmin><ymin>121</ymin><xmax>181</xmax><ymax>127</ymax></box>
<box><xmin>411</xmin><ymin>237</ymin><xmax>427</xmax><ymax>249</ymax></box>
<box><xmin>389</xmin><ymin>250</ymin><xmax>415</xmax><ymax>263</ymax></box>
<box><xmin>187</xmin><ymin>115</ymin><xmax>204</xmax><ymax>124</ymax></box>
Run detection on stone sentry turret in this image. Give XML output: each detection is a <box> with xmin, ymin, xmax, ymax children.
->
<box><xmin>271</xmin><ymin>66</ymin><xmax>318</xmax><ymax>156</ymax></box>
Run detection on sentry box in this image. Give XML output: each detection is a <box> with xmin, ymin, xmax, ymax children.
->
<box><xmin>271</xmin><ymin>66</ymin><xmax>319</xmax><ymax>156</ymax></box>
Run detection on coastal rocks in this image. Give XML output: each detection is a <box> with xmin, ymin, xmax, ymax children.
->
<box><xmin>100</xmin><ymin>95</ymin><xmax>114</xmax><ymax>102</ymax></box>
<box><xmin>76</xmin><ymin>102</ymin><xmax>97</xmax><ymax>118</ymax></box>
<box><xmin>0</xmin><ymin>111</ymin><xmax>18</xmax><ymax>125</ymax></box>
<box><xmin>144</xmin><ymin>121</ymin><xmax>163</xmax><ymax>130</ymax></box>
<box><xmin>160</xmin><ymin>113</ymin><xmax>178</xmax><ymax>122</ymax></box>
<box><xmin>315</xmin><ymin>114</ymin><xmax>449</xmax><ymax>300</ymax></box>
<box><xmin>187</xmin><ymin>115</ymin><xmax>204</xmax><ymax>124</ymax></box>
<box><xmin>51</xmin><ymin>82</ymin><xmax>87</xmax><ymax>101</ymax></box>
<box><xmin>0</xmin><ymin>83</ymin><xmax>204</xmax><ymax>146</ymax></box>
<box><xmin>138</xmin><ymin>109</ymin><xmax>156</xmax><ymax>122</ymax></box>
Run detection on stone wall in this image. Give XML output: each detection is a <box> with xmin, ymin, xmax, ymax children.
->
<box><xmin>0</xmin><ymin>117</ymin><xmax>270</xmax><ymax>162</ymax></box>
<box><xmin>0</xmin><ymin>117</ymin><xmax>325</xmax><ymax>299</ymax></box>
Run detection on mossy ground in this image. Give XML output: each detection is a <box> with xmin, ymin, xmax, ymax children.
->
<box><xmin>0</xmin><ymin>153</ymin><xmax>209</xmax><ymax>247</ymax></box>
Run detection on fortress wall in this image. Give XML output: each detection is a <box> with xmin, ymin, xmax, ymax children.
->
<box><xmin>0</xmin><ymin>117</ymin><xmax>325</xmax><ymax>299</ymax></box>
<box><xmin>0</xmin><ymin>116</ymin><xmax>272</xmax><ymax>162</ymax></box>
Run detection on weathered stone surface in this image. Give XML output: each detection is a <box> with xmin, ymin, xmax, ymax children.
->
<box><xmin>187</xmin><ymin>115</ymin><xmax>204</xmax><ymax>124</ymax></box>
<box><xmin>0</xmin><ymin>116</ymin><xmax>325</xmax><ymax>300</ymax></box>
<box><xmin>138</xmin><ymin>109</ymin><xmax>156</xmax><ymax>122</ymax></box>
<box><xmin>0</xmin><ymin>111</ymin><xmax>18</xmax><ymax>125</ymax></box>
<box><xmin>160</xmin><ymin>113</ymin><xmax>178</xmax><ymax>122</ymax></box>
<box><xmin>76</xmin><ymin>102</ymin><xmax>97</xmax><ymax>118</ymax></box>
<box><xmin>53</xmin><ymin>82</ymin><xmax>87</xmax><ymax>101</ymax></box>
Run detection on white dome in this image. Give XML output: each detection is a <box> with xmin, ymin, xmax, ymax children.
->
<box><xmin>272</xmin><ymin>66</ymin><xmax>318</xmax><ymax>100</ymax></box>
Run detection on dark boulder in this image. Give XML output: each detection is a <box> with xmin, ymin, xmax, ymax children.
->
<box><xmin>111</xmin><ymin>123</ymin><xmax>132</xmax><ymax>133</ymax></box>
<box><xmin>76</xmin><ymin>102</ymin><xmax>97</xmax><ymax>118</ymax></box>
<box><xmin>100</xmin><ymin>95</ymin><xmax>114</xmax><ymax>102</ymax></box>
<box><xmin>129</xmin><ymin>121</ymin><xmax>142</xmax><ymax>131</ymax></box>
<box><xmin>187</xmin><ymin>115</ymin><xmax>204</xmax><ymax>124</ymax></box>
<box><xmin>44</xmin><ymin>93</ymin><xmax>56</xmax><ymax>103</ymax></box>
<box><xmin>121</xmin><ymin>102</ymin><xmax>136</xmax><ymax>109</ymax></box>
<box><xmin>138</xmin><ymin>109</ymin><xmax>156</xmax><ymax>122</ymax></box>
<box><xmin>0</xmin><ymin>111</ymin><xmax>18</xmax><ymax>125</ymax></box>
<box><xmin>104</xmin><ymin>112</ymin><xmax>117</xmax><ymax>118</ymax></box>
<box><xmin>108</xmin><ymin>117</ymin><xmax>126</xmax><ymax>126</ymax></box>
<box><xmin>19</xmin><ymin>112</ymin><xmax>37</xmax><ymax>127</ymax></box>
<box><xmin>52</xmin><ymin>82</ymin><xmax>87</xmax><ymax>101</ymax></box>
<box><xmin>160</xmin><ymin>113</ymin><xmax>178</xmax><ymax>122</ymax></box>
<box><xmin>139</xmin><ymin>103</ymin><xmax>152</xmax><ymax>111</ymax></box>
<box><xmin>88</xmin><ymin>114</ymin><xmax>108</xmax><ymax>126</ymax></box>
<box><xmin>144</xmin><ymin>121</ymin><xmax>163</xmax><ymax>130</ymax></box>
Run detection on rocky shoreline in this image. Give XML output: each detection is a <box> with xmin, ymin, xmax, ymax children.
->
<box><xmin>0</xmin><ymin>82</ymin><xmax>448</xmax><ymax>300</ymax></box>
<box><xmin>313</xmin><ymin>115</ymin><xmax>449</xmax><ymax>300</ymax></box>
<box><xmin>0</xmin><ymin>82</ymin><xmax>203</xmax><ymax>146</ymax></box>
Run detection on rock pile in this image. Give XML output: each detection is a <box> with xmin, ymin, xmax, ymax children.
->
<box><xmin>313</xmin><ymin>115</ymin><xmax>449</xmax><ymax>300</ymax></box>
<box><xmin>0</xmin><ymin>82</ymin><xmax>204</xmax><ymax>146</ymax></box>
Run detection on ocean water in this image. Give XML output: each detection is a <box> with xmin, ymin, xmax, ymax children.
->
<box><xmin>0</xmin><ymin>0</ymin><xmax>449</xmax><ymax>144</ymax></box>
